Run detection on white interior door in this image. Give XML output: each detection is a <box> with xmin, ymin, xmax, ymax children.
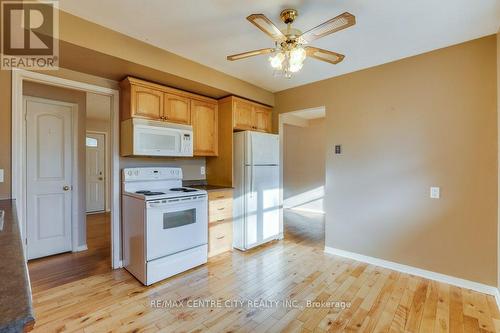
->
<box><xmin>86</xmin><ymin>133</ymin><xmax>105</xmax><ymax>212</ymax></box>
<box><xmin>25</xmin><ymin>97</ymin><xmax>74</xmax><ymax>260</ymax></box>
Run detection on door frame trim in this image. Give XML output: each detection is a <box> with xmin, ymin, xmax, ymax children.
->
<box><xmin>23</xmin><ymin>96</ymin><xmax>79</xmax><ymax>257</ymax></box>
<box><xmin>12</xmin><ymin>68</ymin><xmax>122</xmax><ymax>269</ymax></box>
<box><xmin>86</xmin><ymin>130</ymin><xmax>109</xmax><ymax>213</ymax></box>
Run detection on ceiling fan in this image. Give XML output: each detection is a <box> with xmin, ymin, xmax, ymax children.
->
<box><xmin>227</xmin><ymin>9</ymin><xmax>356</xmax><ymax>78</ymax></box>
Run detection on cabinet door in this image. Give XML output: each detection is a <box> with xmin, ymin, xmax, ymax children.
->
<box><xmin>164</xmin><ymin>93</ymin><xmax>191</xmax><ymax>124</ymax></box>
<box><xmin>233</xmin><ymin>100</ymin><xmax>255</xmax><ymax>131</ymax></box>
<box><xmin>254</xmin><ymin>107</ymin><xmax>272</xmax><ymax>133</ymax></box>
<box><xmin>191</xmin><ymin>100</ymin><xmax>218</xmax><ymax>156</ymax></box>
<box><xmin>131</xmin><ymin>85</ymin><xmax>163</xmax><ymax>120</ymax></box>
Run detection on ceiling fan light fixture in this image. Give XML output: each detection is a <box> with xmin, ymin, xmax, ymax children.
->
<box><xmin>228</xmin><ymin>9</ymin><xmax>356</xmax><ymax>78</ymax></box>
<box><xmin>269</xmin><ymin>46</ymin><xmax>306</xmax><ymax>78</ymax></box>
<box><xmin>269</xmin><ymin>52</ymin><xmax>285</xmax><ymax>69</ymax></box>
<box><xmin>290</xmin><ymin>46</ymin><xmax>306</xmax><ymax>64</ymax></box>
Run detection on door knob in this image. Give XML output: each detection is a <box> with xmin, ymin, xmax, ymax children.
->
<box><xmin>98</xmin><ymin>177</ymin><xmax>103</xmax><ymax>181</ymax></box>
<box><xmin>63</xmin><ymin>185</ymin><xmax>70</xmax><ymax>191</ymax></box>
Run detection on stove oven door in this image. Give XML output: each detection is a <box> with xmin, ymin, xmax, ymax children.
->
<box><xmin>145</xmin><ymin>195</ymin><xmax>208</xmax><ymax>261</ymax></box>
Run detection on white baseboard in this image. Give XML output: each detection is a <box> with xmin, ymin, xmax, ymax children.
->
<box><xmin>86</xmin><ymin>210</ymin><xmax>105</xmax><ymax>215</ymax></box>
<box><xmin>284</xmin><ymin>207</ymin><xmax>325</xmax><ymax>214</ymax></box>
<box><xmin>115</xmin><ymin>260</ymin><xmax>123</xmax><ymax>269</ymax></box>
<box><xmin>74</xmin><ymin>244</ymin><xmax>88</xmax><ymax>252</ymax></box>
<box><xmin>324</xmin><ymin>246</ymin><xmax>500</xmax><ymax>309</ymax></box>
<box><xmin>495</xmin><ymin>288</ymin><xmax>500</xmax><ymax>310</ymax></box>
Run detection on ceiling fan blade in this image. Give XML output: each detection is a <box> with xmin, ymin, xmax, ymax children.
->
<box><xmin>305</xmin><ymin>47</ymin><xmax>345</xmax><ymax>64</ymax></box>
<box><xmin>227</xmin><ymin>48</ymin><xmax>275</xmax><ymax>61</ymax></box>
<box><xmin>247</xmin><ymin>14</ymin><xmax>286</xmax><ymax>41</ymax></box>
<box><xmin>299</xmin><ymin>12</ymin><xmax>355</xmax><ymax>44</ymax></box>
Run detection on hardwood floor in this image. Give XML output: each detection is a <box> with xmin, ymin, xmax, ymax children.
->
<box><xmin>28</xmin><ymin>209</ymin><xmax>500</xmax><ymax>332</ymax></box>
<box><xmin>28</xmin><ymin>212</ymin><xmax>111</xmax><ymax>293</ymax></box>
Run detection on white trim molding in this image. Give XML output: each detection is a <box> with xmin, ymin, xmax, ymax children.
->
<box><xmin>12</xmin><ymin>68</ymin><xmax>122</xmax><ymax>269</ymax></box>
<box><xmin>74</xmin><ymin>244</ymin><xmax>88</xmax><ymax>252</ymax></box>
<box><xmin>284</xmin><ymin>207</ymin><xmax>325</xmax><ymax>214</ymax></box>
<box><xmin>324</xmin><ymin>246</ymin><xmax>500</xmax><ymax>309</ymax></box>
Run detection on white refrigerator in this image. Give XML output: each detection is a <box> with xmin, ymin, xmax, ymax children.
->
<box><xmin>233</xmin><ymin>131</ymin><xmax>281</xmax><ymax>251</ymax></box>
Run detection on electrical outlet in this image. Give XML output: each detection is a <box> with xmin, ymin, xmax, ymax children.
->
<box><xmin>200</xmin><ymin>166</ymin><xmax>206</xmax><ymax>175</ymax></box>
<box><xmin>0</xmin><ymin>169</ymin><xmax>3</xmax><ymax>183</ymax></box>
<box><xmin>430</xmin><ymin>187</ymin><xmax>440</xmax><ymax>199</ymax></box>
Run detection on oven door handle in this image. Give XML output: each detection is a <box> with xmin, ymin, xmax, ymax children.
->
<box><xmin>147</xmin><ymin>197</ymin><xmax>206</xmax><ymax>208</ymax></box>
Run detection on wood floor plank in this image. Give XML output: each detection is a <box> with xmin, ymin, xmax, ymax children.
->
<box><xmin>25</xmin><ymin>210</ymin><xmax>500</xmax><ymax>333</ymax></box>
<box><xmin>419</xmin><ymin>280</ymin><xmax>439</xmax><ymax>332</ymax></box>
<box><xmin>433</xmin><ymin>282</ymin><xmax>450</xmax><ymax>333</ymax></box>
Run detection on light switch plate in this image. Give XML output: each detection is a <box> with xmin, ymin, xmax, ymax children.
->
<box><xmin>430</xmin><ymin>187</ymin><xmax>440</xmax><ymax>199</ymax></box>
<box><xmin>0</xmin><ymin>169</ymin><xmax>3</xmax><ymax>183</ymax></box>
<box><xmin>200</xmin><ymin>166</ymin><xmax>206</xmax><ymax>175</ymax></box>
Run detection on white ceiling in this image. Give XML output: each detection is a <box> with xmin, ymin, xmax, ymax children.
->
<box><xmin>86</xmin><ymin>93</ymin><xmax>111</xmax><ymax>121</ymax></box>
<box><xmin>60</xmin><ymin>0</ymin><xmax>500</xmax><ymax>92</ymax></box>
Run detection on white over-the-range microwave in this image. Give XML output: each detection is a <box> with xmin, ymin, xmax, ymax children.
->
<box><xmin>121</xmin><ymin>118</ymin><xmax>193</xmax><ymax>157</ymax></box>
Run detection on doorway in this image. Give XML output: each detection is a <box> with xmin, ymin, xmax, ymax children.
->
<box><xmin>279</xmin><ymin>107</ymin><xmax>326</xmax><ymax>247</ymax></box>
<box><xmin>21</xmin><ymin>81</ymin><xmax>114</xmax><ymax>280</ymax></box>
<box><xmin>12</xmin><ymin>69</ymin><xmax>121</xmax><ymax>269</ymax></box>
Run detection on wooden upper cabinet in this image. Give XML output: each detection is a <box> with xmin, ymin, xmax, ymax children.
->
<box><xmin>131</xmin><ymin>85</ymin><xmax>164</xmax><ymax>120</ymax></box>
<box><xmin>225</xmin><ymin>96</ymin><xmax>273</xmax><ymax>133</ymax></box>
<box><xmin>164</xmin><ymin>93</ymin><xmax>191</xmax><ymax>125</ymax></box>
<box><xmin>254</xmin><ymin>107</ymin><xmax>272</xmax><ymax>133</ymax></box>
<box><xmin>233</xmin><ymin>100</ymin><xmax>255</xmax><ymax>131</ymax></box>
<box><xmin>191</xmin><ymin>100</ymin><xmax>218</xmax><ymax>156</ymax></box>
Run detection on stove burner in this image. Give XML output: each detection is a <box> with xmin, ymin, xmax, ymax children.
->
<box><xmin>136</xmin><ymin>190</ymin><xmax>166</xmax><ymax>196</ymax></box>
<box><xmin>170</xmin><ymin>187</ymin><xmax>198</xmax><ymax>193</ymax></box>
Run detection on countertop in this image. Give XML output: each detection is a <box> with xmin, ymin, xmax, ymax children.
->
<box><xmin>183</xmin><ymin>181</ymin><xmax>233</xmax><ymax>193</ymax></box>
<box><xmin>0</xmin><ymin>200</ymin><xmax>35</xmax><ymax>333</ymax></box>
<box><xmin>189</xmin><ymin>184</ymin><xmax>233</xmax><ymax>192</ymax></box>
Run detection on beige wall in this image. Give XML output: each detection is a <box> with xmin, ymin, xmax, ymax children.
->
<box><xmin>275</xmin><ymin>35</ymin><xmax>498</xmax><ymax>286</ymax></box>
<box><xmin>497</xmin><ymin>29</ymin><xmax>500</xmax><ymax>288</ymax></box>
<box><xmin>86</xmin><ymin>118</ymin><xmax>110</xmax><ymax>133</ymax></box>
<box><xmin>23</xmin><ymin>82</ymin><xmax>88</xmax><ymax>247</ymax></box>
<box><xmin>283</xmin><ymin>118</ymin><xmax>326</xmax><ymax>212</ymax></box>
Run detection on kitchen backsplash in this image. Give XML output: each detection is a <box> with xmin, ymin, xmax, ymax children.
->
<box><xmin>120</xmin><ymin>157</ymin><xmax>206</xmax><ymax>180</ymax></box>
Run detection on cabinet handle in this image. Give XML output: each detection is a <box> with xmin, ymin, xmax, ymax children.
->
<box><xmin>217</xmin><ymin>207</ymin><xmax>225</xmax><ymax>211</ymax></box>
<box><xmin>216</xmin><ymin>195</ymin><xmax>225</xmax><ymax>199</ymax></box>
<box><xmin>216</xmin><ymin>235</ymin><xmax>225</xmax><ymax>240</ymax></box>
<box><xmin>216</xmin><ymin>218</ymin><xmax>225</xmax><ymax>222</ymax></box>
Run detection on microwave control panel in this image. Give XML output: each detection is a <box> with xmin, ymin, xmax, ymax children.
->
<box><xmin>183</xmin><ymin>133</ymin><xmax>192</xmax><ymax>153</ymax></box>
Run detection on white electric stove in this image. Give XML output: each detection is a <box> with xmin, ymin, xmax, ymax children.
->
<box><xmin>122</xmin><ymin>167</ymin><xmax>208</xmax><ymax>285</ymax></box>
